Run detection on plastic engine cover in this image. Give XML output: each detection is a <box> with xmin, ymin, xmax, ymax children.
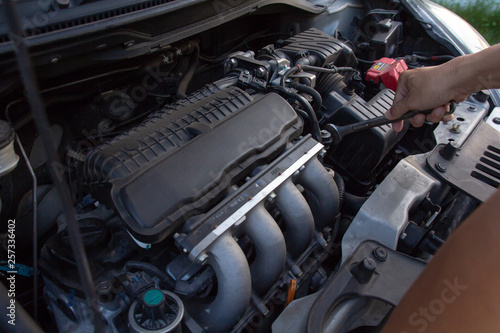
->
<box><xmin>84</xmin><ymin>90</ymin><xmax>303</xmax><ymax>243</ymax></box>
<box><xmin>323</xmin><ymin>89</ymin><xmax>406</xmax><ymax>192</ymax></box>
<box><xmin>276</xmin><ymin>27</ymin><xmax>357</xmax><ymax>67</ymax></box>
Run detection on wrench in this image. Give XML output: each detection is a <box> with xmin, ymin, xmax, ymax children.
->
<box><xmin>324</xmin><ymin>100</ymin><xmax>457</xmax><ymax>145</ymax></box>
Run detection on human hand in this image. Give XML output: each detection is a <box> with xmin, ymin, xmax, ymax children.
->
<box><xmin>385</xmin><ymin>60</ymin><xmax>468</xmax><ymax>132</ymax></box>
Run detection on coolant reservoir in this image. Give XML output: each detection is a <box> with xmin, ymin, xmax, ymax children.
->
<box><xmin>0</xmin><ymin>120</ymin><xmax>19</xmax><ymax>177</ymax></box>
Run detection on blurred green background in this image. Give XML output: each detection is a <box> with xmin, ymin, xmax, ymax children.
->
<box><xmin>434</xmin><ymin>0</ymin><xmax>500</xmax><ymax>44</ymax></box>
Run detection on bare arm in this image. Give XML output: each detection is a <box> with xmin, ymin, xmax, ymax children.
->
<box><xmin>382</xmin><ymin>189</ymin><xmax>500</xmax><ymax>332</ymax></box>
<box><xmin>387</xmin><ymin>43</ymin><xmax>500</xmax><ymax>132</ymax></box>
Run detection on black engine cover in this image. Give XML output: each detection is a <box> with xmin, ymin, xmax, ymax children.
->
<box><xmin>323</xmin><ymin>89</ymin><xmax>406</xmax><ymax>192</ymax></box>
<box><xmin>84</xmin><ymin>88</ymin><xmax>302</xmax><ymax>243</ymax></box>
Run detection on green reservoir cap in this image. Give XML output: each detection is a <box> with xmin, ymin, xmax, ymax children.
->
<box><xmin>143</xmin><ymin>289</ymin><xmax>164</xmax><ymax>306</ymax></box>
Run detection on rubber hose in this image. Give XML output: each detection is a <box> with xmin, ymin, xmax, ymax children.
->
<box><xmin>176</xmin><ymin>42</ymin><xmax>200</xmax><ymax>99</ymax></box>
<box><xmin>294</xmin><ymin>94</ymin><xmax>322</xmax><ymax>143</ymax></box>
<box><xmin>269</xmin><ymin>85</ymin><xmax>322</xmax><ymax>143</ymax></box>
<box><xmin>281</xmin><ymin>66</ymin><xmax>300</xmax><ymax>87</ymax></box>
<box><xmin>290</xmin><ymin>82</ymin><xmax>322</xmax><ymax>113</ymax></box>
<box><xmin>300</xmin><ymin>65</ymin><xmax>357</xmax><ymax>74</ymax></box>
<box><xmin>343</xmin><ymin>192</ymin><xmax>368</xmax><ymax>216</ymax></box>
<box><xmin>315</xmin><ymin>73</ymin><xmax>347</xmax><ymax>99</ymax></box>
<box><xmin>333</xmin><ymin>171</ymin><xmax>345</xmax><ymax>214</ymax></box>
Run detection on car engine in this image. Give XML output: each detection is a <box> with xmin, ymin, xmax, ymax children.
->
<box><xmin>0</xmin><ymin>0</ymin><xmax>499</xmax><ymax>332</ymax></box>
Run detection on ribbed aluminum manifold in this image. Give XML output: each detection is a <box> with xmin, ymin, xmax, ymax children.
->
<box><xmin>178</xmin><ymin>138</ymin><xmax>339</xmax><ymax>332</ymax></box>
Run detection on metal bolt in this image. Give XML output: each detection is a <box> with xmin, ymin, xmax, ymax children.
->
<box><xmin>256</xmin><ymin>67</ymin><xmax>267</xmax><ymax>78</ymax></box>
<box><xmin>493</xmin><ymin>117</ymin><xmax>500</xmax><ymax>125</ymax></box>
<box><xmin>182</xmin><ymin>248</ymin><xmax>188</xmax><ymax>253</ymax></box>
<box><xmin>400</xmin><ymin>232</ymin><xmax>407</xmax><ymax>240</ymax></box>
<box><xmin>96</xmin><ymin>281</ymin><xmax>113</xmax><ymax>303</ymax></box>
<box><xmin>244</xmin><ymin>70</ymin><xmax>250</xmax><ymax>75</ymax></box>
<box><xmin>96</xmin><ymin>281</ymin><xmax>110</xmax><ymax>293</ymax></box>
<box><xmin>196</xmin><ymin>252</ymin><xmax>209</xmax><ymax>264</ymax></box>
<box><xmin>468</xmin><ymin>105</ymin><xmax>476</xmax><ymax>111</ymax></box>
<box><xmin>225</xmin><ymin>58</ymin><xmax>238</xmax><ymax>73</ymax></box>
<box><xmin>320</xmin><ymin>130</ymin><xmax>331</xmax><ymax>138</ymax></box>
<box><xmin>450</xmin><ymin>122</ymin><xmax>461</xmax><ymax>133</ymax></box>
<box><xmin>361</xmin><ymin>258</ymin><xmax>377</xmax><ymax>271</ymax></box>
<box><xmin>373</xmin><ymin>247</ymin><xmax>388</xmax><ymax>261</ymax></box>
<box><xmin>436</xmin><ymin>162</ymin><xmax>447</xmax><ymax>172</ymax></box>
<box><xmin>50</xmin><ymin>56</ymin><xmax>60</xmax><ymax>64</ymax></box>
<box><xmin>319</xmin><ymin>149</ymin><xmax>327</xmax><ymax>158</ymax></box>
<box><xmin>267</xmin><ymin>192</ymin><xmax>277</xmax><ymax>203</ymax></box>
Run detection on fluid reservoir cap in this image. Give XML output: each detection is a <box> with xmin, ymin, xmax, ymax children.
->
<box><xmin>129</xmin><ymin>290</ymin><xmax>184</xmax><ymax>332</ymax></box>
<box><xmin>143</xmin><ymin>289</ymin><xmax>164</xmax><ymax>307</ymax></box>
<box><xmin>0</xmin><ymin>120</ymin><xmax>15</xmax><ymax>150</ymax></box>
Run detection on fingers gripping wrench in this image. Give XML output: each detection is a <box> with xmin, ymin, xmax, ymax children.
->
<box><xmin>324</xmin><ymin>101</ymin><xmax>457</xmax><ymax>145</ymax></box>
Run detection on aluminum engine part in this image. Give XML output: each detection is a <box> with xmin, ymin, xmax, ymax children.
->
<box><xmin>175</xmin><ymin>137</ymin><xmax>340</xmax><ymax>332</ymax></box>
<box><xmin>433</xmin><ymin>94</ymin><xmax>489</xmax><ymax>147</ymax></box>
<box><xmin>427</xmin><ymin>121</ymin><xmax>500</xmax><ymax>202</ymax></box>
<box><xmin>341</xmin><ymin>154</ymin><xmax>441</xmax><ymax>263</ymax></box>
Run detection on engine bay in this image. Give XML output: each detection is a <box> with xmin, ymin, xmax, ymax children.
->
<box><xmin>1</xmin><ymin>0</ymin><xmax>499</xmax><ymax>332</ymax></box>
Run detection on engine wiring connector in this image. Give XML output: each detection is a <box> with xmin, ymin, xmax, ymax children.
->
<box><xmin>365</xmin><ymin>57</ymin><xmax>408</xmax><ymax>91</ymax></box>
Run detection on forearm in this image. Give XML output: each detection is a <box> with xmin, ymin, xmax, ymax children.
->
<box><xmin>387</xmin><ymin>43</ymin><xmax>500</xmax><ymax>131</ymax></box>
<box><xmin>448</xmin><ymin>43</ymin><xmax>500</xmax><ymax>97</ymax></box>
